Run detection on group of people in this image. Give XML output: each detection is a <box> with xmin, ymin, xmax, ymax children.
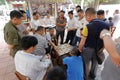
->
<box><xmin>3</xmin><ymin>4</ymin><xmax>120</xmax><ymax>80</ymax></box>
<box><xmin>3</xmin><ymin>10</ymin><xmax>56</xmax><ymax>80</ymax></box>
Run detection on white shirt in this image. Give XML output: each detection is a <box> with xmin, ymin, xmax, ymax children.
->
<box><xmin>76</xmin><ymin>17</ymin><xmax>88</xmax><ymax>37</ymax></box>
<box><xmin>39</xmin><ymin>18</ymin><xmax>45</xmax><ymax>26</ymax></box>
<box><xmin>67</xmin><ymin>17</ymin><xmax>77</xmax><ymax>29</ymax></box>
<box><xmin>30</xmin><ymin>18</ymin><xmax>45</xmax><ymax>30</ymax></box>
<box><xmin>44</xmin><ymin>32</ymin><xmax>51</xmax><ymax>44</ymax></box>
<box><xmin>113</xmin><ymin>14</ymin><xmax>120</xmax><ymax>26</ymax></box>
<box><xmin>43</xmin><ymin>17</ymin><xmax>55</xmax><ymax>27</ymax></box>
<box><xmin>30</xmin><ymin>19</ymin><xmax>40</xmax><ymax>30</ymax></box>
<box><xmin>14</xmin><ymin>50</ymin><xmax>51</xmax><ymax>80</ymax></box>
<box><xmin>44</xmin><ymin>16</ymin><xmax>55</xmax><ymax>26</ymax></box>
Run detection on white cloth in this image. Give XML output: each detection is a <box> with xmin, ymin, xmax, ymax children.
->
<box><xmin>14</xmin><ymin>50</ymin><xmax>51</xmax><ymax>80</ymax></box>
<box><xmin>44</xmin><ymin>32</ymin><xmax>51</xmax><ymax>44</ymax></box>
<box><xmin>76</xmin><ymin>17</ymin><xmax>88</xmax><ymax>37</ymax></box>
<box><xmin>30</xmin><ymin>19</ymin><xmax>40</xmax><ymax>30</ymax></box>
<box><xmin>44</xmin><ymin>17</ymin><xmax>55</xmax><ymax>26</ymax></box>
<box><xmin>30</xmin><ymin>18</ymin><xmax>45</xmax><ymax>30</ymax></box>
<box><xmin>113</xmin><ymin>14</ymin><xmax>120</xmax><ymax>26</ymax></box>
<box><xmin>67</xmin><ymin>17</ymin><xmax>77</xmax><ymax>29</ymax></box>
<box><xmin>39</xmin><ymin>18</ymin><xmax>45</xmax><ymax>26</ymax></box>
<box><xmin>73</xmin><ymin>10</ymin><xmax>78</xmax><ymax>18</ymax></box>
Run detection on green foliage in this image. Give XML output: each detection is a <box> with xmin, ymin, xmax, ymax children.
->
<box><xmin>73</xmin><ymin>0</ymin><xmax>111</xmax><ymax>4</ymax></box>
<box><xmin>99</xmin><ymin>0</ymin><xmax>109</xmax><ymax>3</ymax></box>
<box><xmin>0</xmin><ymin>0</ymin><xmax>5</xmax><ymax>5</ymax></box>
<box><xmin>73</xmin><ymin>0</ymin><xmax>81</xmax><ymax>4</ymax></box>
<box><xmin>85</xmin><ymin>0</ymin><xmax>109</xmax><ymax>3</ymax></box>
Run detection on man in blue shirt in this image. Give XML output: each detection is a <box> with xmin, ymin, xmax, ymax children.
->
<box><xmin>63</xmin><ymin>47</ymin><xmax>84</xmax><ymax>80</ymax></box>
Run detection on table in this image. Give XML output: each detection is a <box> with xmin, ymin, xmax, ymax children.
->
<box><xmin>56</xmin><ymin>43</ymin><xmax>73</xmax><ymax>56</ymax></box>
<box><xmin>55</xmin><ymin>43</ymin><xmax>73</xmax><ymax>65</ymax></box>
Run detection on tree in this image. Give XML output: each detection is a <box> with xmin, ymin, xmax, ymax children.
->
<box><xmin>0</xmin><ymin>0</ymin><xmax>5</xmax><ymax>5</ymax></box>
<box><xmin>72</xmin><ymin>0</ymin><xmax>109</xmax><ymax>9</ymax></box>
<box><xmin>84</xmin><ymin>0</ymin><xmax>109</xmax><ymax>9</ymax></box>
<box><xmin>73</xmin><ymin>0</ymin><xmax>81</xmax><ymax>4</ymax></box>
<box><xmin>69</xmin><ymin>0</ymin><xmax>120</xmax><ymax>10</ymax></box>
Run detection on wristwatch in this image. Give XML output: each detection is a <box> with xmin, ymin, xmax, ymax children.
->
<box><xmin>26</xmin><ymin>77</ymin><xmax>30</xmax><ymax>80</ymax></box>
<box><xmin>101</xmin><ymin>32</ymin><xmax>111</xmax><ymax>39</ymax></box>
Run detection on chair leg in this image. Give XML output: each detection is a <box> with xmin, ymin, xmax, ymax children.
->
<box><xmin>111</xmin><ymin>27</ymin><xmax>116</xmax><ymax>37</ymax></box>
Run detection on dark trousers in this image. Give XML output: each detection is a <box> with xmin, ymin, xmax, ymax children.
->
<box><xmin>72</xmin><ymin>36</ymin><xmax>81</xmax><ymax>46</ymax></box>
<box><xmin>82</xmin><ymin>47</ymin><xmax>97</xmax><ymax>80</ymax></box>
<box><xmin>56</xmin><ymin>30</ymin><xmax>65</xmax><ymax>44</ymax></box>
<box><xmin>65</xmin><ymin>30</ymin><xmax>76</xmax><ymax>45</ymax></box>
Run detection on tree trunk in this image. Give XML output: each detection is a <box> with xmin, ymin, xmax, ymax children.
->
<box><xmin>93</xmin><ymin>0</ymin><xmax>99</xmax><ymax>10</ymax></box>
<box><xmin>81</xmin><ymin>0</ymin><xmax>84</xmax><ymax>9</ymax></box>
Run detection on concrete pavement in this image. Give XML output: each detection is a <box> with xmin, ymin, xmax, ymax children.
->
<box><xmin>0</xmin><ymin>30</ymin><xmax>18</xmax><ymax>80</ymax></box>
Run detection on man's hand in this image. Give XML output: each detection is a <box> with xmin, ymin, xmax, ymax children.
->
<box><xmin>47</xmin><ymin>54</ymin><xmax>51</xmax><ymax>59</ymax></box>
<box><xmin>54</xmin><ymin>46</ymin><xmax>58</xmax><ymax>51</ymax></box>
<box><xmin>23</xmin><ymin>30</ymin><xmax>29</xmax><ymax>34</ymax></box>
<box><xmin>67</xmin><ymin>28</ymin><xmax>72</xmax><ymax>31</ymax></box>
<box><xmin>56</xmin><ymin>23</ymin><xmax>61</xmax><ymax>27</ymax></box>
<box><xmin>56</xmin><ymin>23</ymin><xmax>66</xmax><ymax>27</ymax></box>
<box><xmin>8</xmin><ymin>44</ymin><xmax>14</xmax><ymax>49</ymax></box>
<box><xmin>111</xmin><ymin>55</ymin><xmax>120</xmax><ymax>67</ymax></box>
<box><xmin>78</xmin><ymin>36</ymin><xmax>87</xmax><ymax>52</ymax></box>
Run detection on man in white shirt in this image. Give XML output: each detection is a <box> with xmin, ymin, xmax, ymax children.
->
<box><xmin>65</xmin><ymin>11</ymin><xmax>77</xmax><ymax>45</ymax></box>
<box><xmin>72</xmin><ymin>9</ymin><xmax>88</xmax><ymax>46</ymax></box>
<box><xmin>44</xmin><ymin>13</ymin><xmax>55</xmax><ymax>27</ymax></box>
<box><xmin>14</xmin><ymin>36</ymin><xmax>51</xmax><ymax>80</ymax></box>
<box><xmin>113</xmin><ymin>9</ymin><xmax>120</xmax><ymax>26</ymax></box>
<box><xmin>30</xmin><ymin>12</ymin><xmax>40</xmax><ymax>32</ymax></box>
<box><xmin>74</xmin><ymin>5</ymin><xmax>81</xmax><ymax>18</ymax></box>
<box><xmin>39</xmin><ymin>14</ymin><xmax>45</xmax><ymax>27</ymax></box>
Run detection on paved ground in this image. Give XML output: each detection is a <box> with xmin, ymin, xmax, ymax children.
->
<box><xmin>0</xmin><ymin>30</ymin><xmax>18</xmax><ymax>80</ymax></box>
<box><xmin>0</xmin><ymin>18</ymin><xmax>18</xmax><ymax>80</ymax></box>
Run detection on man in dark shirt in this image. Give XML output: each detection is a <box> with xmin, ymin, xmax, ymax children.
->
<box><xmin>79</xmin><ymin>8</ymin><xmax>109</xmax><ymax>80</ymax></box>
<box><xmin>4</xmin><ymin>10</ymin><xmax>23</xmax><ymax>57</ymax></box>
<box><xmin>97</xmin><ymin>10</ymin><xmax>107</xmax><ymax>21</ymax></box>
<box><xmin>56</xmin><ymin>10</ymin><xmax>67</xmax><ymax>44</ymax></box>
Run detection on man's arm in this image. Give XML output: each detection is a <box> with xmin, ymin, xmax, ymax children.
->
<box><xmin>49</xmin><ymin>40</ymin><xmax>57</xmax><ymax>50</ymax></box>
<box><xmin>60</xmin><ymin>22</ymin><xmax>66</xmax><ymax>27</ymax></box>
<box><xmin>56</xmin><ymin>18</ymin><xmax>67</xmax><ymax>27</ymax></box>
<box><xmin>56</xmin><ymin>23</ymin><xmax>60</xmax><ymax>27</ymax></box>
<box><xmin>56</xmin><ymin>22</ymin><xmax>66</xmax><ymax>27</ymax></box>
<box><xmin>100</xmin><ymin>29</ymin><xmax>120</xmax><ymax>67</ymax></box>
<box><xmin>56</xmin><ymin>18</ymin><xmax>60</xmax><ymax>27</ymax></box>
<box><xmin>79</xmin><ymin>26</ymin><xmax>88</xmax><ymax>52</ymax></box>
<box><xmin>8</xmin><ymin>45</ymin><xmax>14</xmax><ymax>49</ymax></box>
<box><xmin>79</xmin><ymin>36</ymin><xmax>87</xmax><ymax>52</ymax></box>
